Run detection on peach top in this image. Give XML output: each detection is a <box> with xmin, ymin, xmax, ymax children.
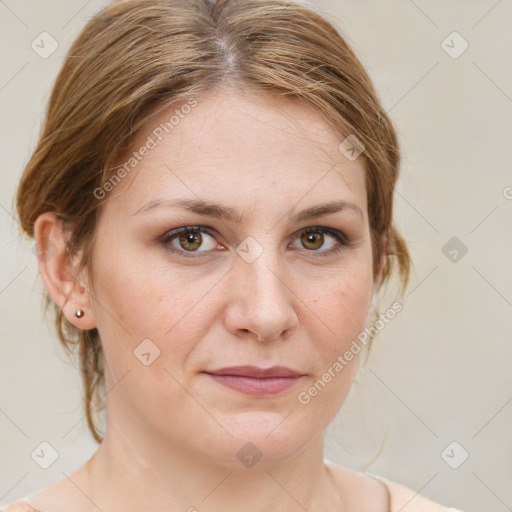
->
<box><xmin>1</xmin><ymin>475</ymin><xmax>464</xmax><ymax>512</ymax></box>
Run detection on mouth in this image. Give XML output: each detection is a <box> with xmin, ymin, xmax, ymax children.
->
<box><xmin>202</xmin><ymin>365</ymin><xmax>305</xmax><ymax>396</ymax></box>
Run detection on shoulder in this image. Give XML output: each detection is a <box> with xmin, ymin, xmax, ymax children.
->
<box><xmin>324</xmin><ymin>460</ymin><xmax>464</xmax><ymax>512</ymax></box>
<box><xmin>325</xmin><ymin>460</ymin><xmax>390</xmax><ymax>510</ymax></box>
<box><xmin>5</xmin><ymin>464</ymin><xmax>93</xmax><ymax>512</ymax></box>
<box><xmin>368</xmin><ymin>474</ymin><xmax>465</xmax><ymax>512</ymax></box>
<box><xmin>0</xmin><ymin>500</ymin><xmax>41</xmax><ymax>512</ymax></box>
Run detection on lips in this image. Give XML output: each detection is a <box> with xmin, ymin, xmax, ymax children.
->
<box><xmin>203</xmin><ymin>365</ymin><xmax>305</xmax><ymax>396</ymax></box>
<box><xmin>206</xmin><ymin>365</ymin><xmax>303</xmax><ymax>378</ymax></box>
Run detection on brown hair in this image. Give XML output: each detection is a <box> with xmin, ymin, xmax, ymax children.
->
<box><xmin>17</xmin><ymin>0</ymin><xmax>410</xmax><ymax>443</ymax></box>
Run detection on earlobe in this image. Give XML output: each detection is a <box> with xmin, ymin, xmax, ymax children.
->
<box><xmin>33</xmin><ymin>212</ymin><xmax>97</xmax><ymax>330</ymax></box>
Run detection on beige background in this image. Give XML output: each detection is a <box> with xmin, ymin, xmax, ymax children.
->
<box><xmin>1</xmin><ymin>1</ymin><xmax>511</xmax><ymax>510</ymax></box>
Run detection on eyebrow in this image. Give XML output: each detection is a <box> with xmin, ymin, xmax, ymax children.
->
<box><xmin>133</xmin><ymin>198</ymin><xmax>364</xmax><ymax>222</ymax></box>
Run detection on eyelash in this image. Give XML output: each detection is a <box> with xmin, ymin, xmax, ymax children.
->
<box><xmin>160</xmin><ymin>225</ymin><xmax>352</xmax><ymax>259</ymax></box>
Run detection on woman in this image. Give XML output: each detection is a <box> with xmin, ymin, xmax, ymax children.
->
<box><xmin>3</xmin><ymin>0</ymin><xmax>463</xmax><ymax>510</ymax></box>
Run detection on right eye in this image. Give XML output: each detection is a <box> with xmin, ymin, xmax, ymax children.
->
<box><xmin>160</xmin><ymin>226</ymin><xmax>223</xmax><ymax>257</ymax></box>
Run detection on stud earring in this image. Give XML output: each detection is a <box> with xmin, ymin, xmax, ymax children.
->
<box><xmin>75</xmin><ymin>309</ymin><xmax>85</xmax><ymax>318</ymax></box>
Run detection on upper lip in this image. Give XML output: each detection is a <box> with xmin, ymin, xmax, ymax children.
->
<box><xmin>204</xmin><ymin>365</ymin><xmax>304</xmax><ymax>378</ymax></box>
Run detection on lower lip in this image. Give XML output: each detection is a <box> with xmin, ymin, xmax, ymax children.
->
<box><xmin>205</xmin><ymin>374</ymin><xmax>302</xmax><ymax>396</ymax></box>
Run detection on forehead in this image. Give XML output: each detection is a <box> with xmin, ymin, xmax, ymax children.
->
<box><xmin>104</xmin><ymin>89</ymin><xmax>367</xmax><ymax>218</ymax></box>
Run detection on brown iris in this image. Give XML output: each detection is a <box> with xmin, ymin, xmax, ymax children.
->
<box><xmin>301</xmin><ymin>231</ymin><xmax>324</xmax><ymax>250</ymax></box>
<box><xmin>179</xmin><ymin>231</ymin><xmax>202</xmax><ymax>251</ymax></box>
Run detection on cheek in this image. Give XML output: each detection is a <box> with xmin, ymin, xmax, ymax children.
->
<box><xmin>90</xmin><ymin>247</ymin><xmax>217</xmax><ymax>373</ymax></box>
<box><xmin>295</xmin><ymin>260</ymin><xmax>373</xmax><ymax>411</ymax></box>
<box><xmin>89</xmin><ymin>255</ymin><xmax>208</xmax><ymax>417</ymax></box>
<box><xmin>304</xmin><ymin>264</ymin><xmax>373</xmax><ymax>345</ymax></box>
<box><xmin>92</xmin><ymin>240</ymin><xmax>177</xmax><ymax>329</ymax></box>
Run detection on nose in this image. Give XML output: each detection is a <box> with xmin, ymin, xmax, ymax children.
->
<box><xmin>224</xmin><ymin>254</ymin><xmax>299</xmax><ymax>342</ymax></box>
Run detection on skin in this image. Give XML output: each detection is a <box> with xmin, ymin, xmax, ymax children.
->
<box><xmin>31</xmin><ymin>87</ymin><xmax>388</xmax><ymax>511</ymax></box>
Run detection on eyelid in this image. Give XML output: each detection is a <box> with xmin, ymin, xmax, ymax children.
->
<box><xmin>297</xmin><ymin>225</ymin><xmax>350</xmax><ymax>245</ymax></box>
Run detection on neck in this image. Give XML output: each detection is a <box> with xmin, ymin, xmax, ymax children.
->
<box><xmin>85</xmin><ymin>422</ymin><xmax>343</xmax><ymax>512</ymax></box>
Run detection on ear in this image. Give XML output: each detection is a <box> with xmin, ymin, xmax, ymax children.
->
<box><xmin>33</xmin><ymin>212</ymin><xmax>97</xmax><ymax>330</ymax></box>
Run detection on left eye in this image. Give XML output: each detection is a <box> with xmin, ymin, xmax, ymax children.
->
<box><xmin>291</xmin><ymin>227</ymin><xmax>342</xmax><ymax>252</ymax></box>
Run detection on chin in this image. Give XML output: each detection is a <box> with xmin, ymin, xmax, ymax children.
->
<box><xmin>185</xmin><ymin>410</ymin><xmax>319</xmax><ymax>469</ymax></box>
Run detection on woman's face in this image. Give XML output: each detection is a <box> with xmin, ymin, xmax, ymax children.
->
<box><xmin>88</xmin><ymin>88</ymin><xmax>376</xmax><ymax>466</ymax></box>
